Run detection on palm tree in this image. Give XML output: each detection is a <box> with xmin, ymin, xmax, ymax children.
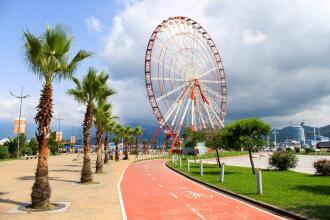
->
<box><xmin>94</xmin><ymin>100</ymin><xmax>113</xmax><ymax>173</ymax></box>
<box><xmin>113</xmin><ymin>124</ymin><xmax>123</xmax><ymax>161</ymax></box>
<box><xmin>24</xmin><ymin>24</ymin><xmax>91</xmax><ymax>209</ymax></box>
<box><xmin>133</xmin><ymin>126</ymin><xmax>143</xmax><ymax>156</ymax></box>
<box><xmin>104</xmin><ymin>118</ymin><xmax>116</xmax><ymax>164</ymax></box>
<box><xmin>122</xmin><ymin>126</ymin><xmax>132</xmax><ymax>160</ymax></box>
<box><xmin>68</xmin><ymin>68</ymin><xmax>114</xmax><ymax>182</ymax></box>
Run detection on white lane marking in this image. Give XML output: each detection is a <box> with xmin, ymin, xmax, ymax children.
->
<box><xmin>164</xmin><ymin>163</ymin><xmax>286</xmax><ymax>220</ymax></box>
<box><xmin>158</xmin><ymin>183</ymin><xmax>164</xmax><ymax>188</ymax></box>
<box><xmin>152</xmin><ymin>178</ymin><xmax>156</xmax><ymax>181</ymax></box>
<box><xmin>179</xmin><ymin>186</ymin><xmax>187</xmax><ymax>190</ymax></box>
<box><xmin>170</xmin><ymin>193</ymin><xmax>178</xmax><ymax>199</ymax></box>
<box><xmin>191</xmin><ymin>207</ymin><xmax>207</xmax><ymax>220</ymax></box>
<box><xmin>117</xmin><ymin>164</ymin><xmax>130</xmax><ymax>220</ymax></box>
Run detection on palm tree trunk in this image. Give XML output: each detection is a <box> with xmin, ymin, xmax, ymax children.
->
<box><xmin>248</xmin><ymin>148</ymin><xmax>256</xmax><ymax>175</ymax></box>
<box><xmin>95</xmin><ymin>127</ymin><xmax>103</xmax><ymax>173</ymax></box>
<box><xmin>104</xmin><ymin>132</ymin><xmax>109</xmax><ymax>164</ymax></box>
<box><xmin>115</xmin><ymin>141</ymin><xmax>119</xmax><ymax>161</ymax></box>
<box><xmin>123</xmin><ymin>138</ymin><xmax>129</xmax><ymax>160</ymax></box>
<box><xmin>135</xmin><ymin>136</ymin><xmax>139</xmax><ymax>156</ymax></box>
<box><xmin>81</xmin><ymin>103</ymin><xmax>93</xmax><ymax>183</ymax></box>
<box><xmin>31</xmin><ymin>83</ymin><xmax>52</xmax><ymax>209</ymax></box>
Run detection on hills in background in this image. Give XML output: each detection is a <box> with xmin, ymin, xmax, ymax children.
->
<box><xmin>1</xmin><ymin>120</ymin><xmax>330</xmax><ymax>144</ymax></box>
<box><xmin>270</xmin><ymin>125</ymin><xmax>330</xmax><ymax>142</ymax></box>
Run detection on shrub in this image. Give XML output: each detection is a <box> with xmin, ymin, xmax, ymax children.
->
<box><xmin>313</xmin><ymin>159</ymin><xmax>330</xmax><ymax>176</ymax></box>
<box><xmin>0</xmin><ymin>146</ymin><xmax>10</xmax><ymax>159</ymax></box>
<box><xmin>294</xmin><ymin>147</ymin><xmax>300</xmax><ymax>153</ymax></box>
<box><xmin>20</xmin><ymin>145</ymin><xmax>33</xmax><ymax>156</ymax></box>
<box><xmin>28</xmin><ymin>138</ymin><xmax>38</xmax><ymax>155</ymax></box>
<box><xmin>286</xmin><ymin>147</ymin><xmax>292</xmax><ymax>152</ymax></box>
<box><xmin>269</xmin><ymin>151</ymin><xmax>298</xmax><ymax>170</ymax></box>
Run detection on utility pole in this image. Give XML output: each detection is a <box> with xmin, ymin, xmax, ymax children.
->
<box><xmin>53</xmin><ymin>114</ymin><xmax>64</xmax><ymax>154</ymax></box>
<box><xmin>10</xmin><ymin>87</ymin><xmax>29</xmax><ymax>158</ymax></box>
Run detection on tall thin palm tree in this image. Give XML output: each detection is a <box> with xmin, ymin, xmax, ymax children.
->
<box><xmin>133</xmin><ymin>126</ymin><xmax>143</xmax><ymax>156</ymax></box>
<box><xmin>24</xmin><ymin>24</ymin><xmax>91</xmax><ymax>209</ymax></box>
<box><xmin>68</xmin><ymin>68</ymin><xmax>114</xmax><ymax>182</ymax></box>
<box><xmin>122</xmin><ymin>126</ymin><xmax>132</xmax><ymax>160</ymax></box>
<box><xmin>113</xmin><ymin>124</ymin><xmax>123</xmax><ymax>161</ymax></box>
<box><xmin>104</xmin><ymin>118</ymin><xmax>116</xmax><ymax>164</ymax></box>
<box><xmin>94</xmin><ymin>101</ymin><xmax>114</xmax><ymax>173</ymax></box>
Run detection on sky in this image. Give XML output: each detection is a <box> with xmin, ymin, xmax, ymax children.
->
<box><xmin>0</xmin><ymin>0</ymin><xmax>330</xmax><ymax>130</ymax></box>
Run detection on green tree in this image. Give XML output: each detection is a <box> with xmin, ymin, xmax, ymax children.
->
<box><xmin>113</xmin><ymin>124</ymin><xmax>123</xmax><ymax>161</ymax></box>
<box><xmin>203</xmin><ymin>128</ymin><xmax>223</xmax><ymax>169</ymax></box>
<box><xmin>68</xmin><ymin>68</ymin><xmax>114</xmax><ymax>182</ymax></box>
<box><xmin>48</xmin><ymin>132</ymin><xmax>63</xmax><ymax>155</ymax></box>
<box><xmin>24</xmin><ymin>23</ymin><xmax>91</xmax><ymax>208</ymax></box>
<box><xmin>122</xmin><ymin>126</ymin><xmax>133</xmax><ymax>159</ymax></box>
<box><xmin>221</xmin><ymin>118</ymin><xmax>271</xmax><ymax>174</ymax></box>
<box><xmin>142</xmin><ymin>139</ymin><xmax>148</xmax><ymax>150</ymax></box>
<box><xmin>94</xmin><ymin>100</ymin><xmax>113</xmax><ymax>173</ymax></box>
<box><xmin>104</xmin><ymin>118</ymin><xmax>116</xmax><ymax>164</ymax></box>
<box><xmin>133</xmin><ymin>126</ymin><xmax>143</xmax><ymax>156</ymax></box>
<box><xmin>28</xmin><ymin>138</ymin><xmax>39</xmax><ymax>155</ymax></box>
<box><xmin>4</xmin><ymin>134</ymin><xmax>27</xmax><ymax>158</ymax></box>
<box><xmin>0</xmin><ymin>145</ymin><xmax>10</xmax><ymax>159</ymax></box>
<box><xmin>5</xmin><ymin>138</ymin><xmax>18</xmax><ymax>158</ymax></box>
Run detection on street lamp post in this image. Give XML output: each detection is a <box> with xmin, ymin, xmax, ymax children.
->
<box><xmin>10</xmin><ymin>87</ymin><xmax>29</xmax><ymax>158</ymax></box>
<box><xmin>53</xmin><ymin>114</ymin><xmax>64</xmax><ymax>154</ymax></box>
<box><xmin>272</xmin><ymin>129</ymin><xmax>278</xmax><ymax>148</ymax></box>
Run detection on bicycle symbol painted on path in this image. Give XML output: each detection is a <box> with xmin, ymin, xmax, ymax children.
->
<box><xmin>184</xmin><ymin>190</ymin><xmax>213</xmax><ymax>199</ymax></box>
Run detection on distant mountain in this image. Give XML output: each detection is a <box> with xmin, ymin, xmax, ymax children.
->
<box><xmin>4</xmin><ymin>119</ymin><xmax>329</xmax><ymax>144</ymax></box>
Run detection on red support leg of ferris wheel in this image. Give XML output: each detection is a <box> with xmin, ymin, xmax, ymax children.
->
<box><xmin>144</xmin><ymin>125</ymin><xmax>162</xmax><ymax>154</ymax></box>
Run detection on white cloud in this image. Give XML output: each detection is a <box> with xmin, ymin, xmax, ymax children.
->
<box><xmin>0</xmin><ymin>96</ymin><xmax>38</xmax><ymax>123</ymax></box>
<box><xmin>242</xmin><ymin>30</ymin><xmax>268</xmax><ymax>45</ymax></box>
<box><xmin>97</xmin><ymin>0</ymin><xmax>330</xmax><ymax>128</ymax></box>
<box><xmin>110</xmin><ymin>79</ymin><xmax>153</xmax><ymax>124</ymax></box>
<box><xmin>85</xmin><ymin>16</ymin><xmax>104</xmax><ymax>33</ymax></box>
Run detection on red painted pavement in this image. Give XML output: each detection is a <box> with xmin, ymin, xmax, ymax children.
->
<box><xmin>120</xmin><ymin>159</ymin><xmax>284</xmax><ymax>220</ymax></box>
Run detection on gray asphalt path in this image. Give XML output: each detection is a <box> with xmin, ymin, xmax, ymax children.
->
<box><xmin>199</xmin><ymin>153</ymin><xmax>330</xmax><ymax>174</ymax></box>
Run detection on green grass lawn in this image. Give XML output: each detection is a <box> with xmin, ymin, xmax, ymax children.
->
<box><xmin>169</xmin><ymin>160</ymin><xmax>330</xmax><ymax>220</ymax></box>
<box><xmin>0</xmin><ymin>158</ymin><xmax>16</xmax><ymax>162</ymax></box>
<box><xmin>297</xmin><ymin>151</ymin><xmax>330</xmax><ymax>156</ymax></box>
<box><xmin>187</xmin><ymin>151</ymin><xmax>248</xmax><ymax>160</ymax></box>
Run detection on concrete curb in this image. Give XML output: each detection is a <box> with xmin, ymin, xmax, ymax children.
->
<box><xmin>166</xmin><ymin>162</ymin><xmax>308</xmax><ymax>220</ymax></box>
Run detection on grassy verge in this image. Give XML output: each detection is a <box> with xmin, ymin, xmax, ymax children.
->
<box><xmin>193</xmin><ymin>151</ymin><xmax>248</xmax><ymax>160</ymax></box>
<box><xmin>0</xmin><ymin>158</ymin><xmax>16</xmax><ymax>162</ymax></box>
<box><xmin>297</xmin><ymin>151</ymin><xmax>330</xmax><ymax>156</ymax></box>
<box><xmin>169</xmin><ymin>160</ymin><xmax>330</xmax><ymax>220</ymax></box>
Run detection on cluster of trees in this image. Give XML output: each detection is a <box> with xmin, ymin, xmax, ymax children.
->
<box><xmin>183</xmin><ymin>118</ymin><xmax>271</xmax><ymax>174</ymax></box>
<box><xmin>21</xmin><ymin>23</ymin><xmax>145</xmax><ymax>210</ymax></box>
<box><xmin>0</xmin><ymin>133</ymin><xmax>63</xmax><ymax>159</ymax></box>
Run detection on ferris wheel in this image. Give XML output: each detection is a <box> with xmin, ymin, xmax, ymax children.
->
<box><xmin>145</xmin><ymin>16</ymin><xmax>227</xmax><ymax>153</ymax></box>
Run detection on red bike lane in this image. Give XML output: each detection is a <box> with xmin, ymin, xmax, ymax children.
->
<box><xmin>119</xmin><ymin>159</ymin><xmax>285</xmax><ymax>220</ymax></box>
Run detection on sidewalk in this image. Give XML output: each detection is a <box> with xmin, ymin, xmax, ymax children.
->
<box><xmin>0</xmin><ymin>153</ymin><xmax>131</xmax><ymax>220</ymax></box>
<box><xmin>197</xmin><ymin>153</ymin><xmax>330</xmax><ymax>174</ymax></box>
